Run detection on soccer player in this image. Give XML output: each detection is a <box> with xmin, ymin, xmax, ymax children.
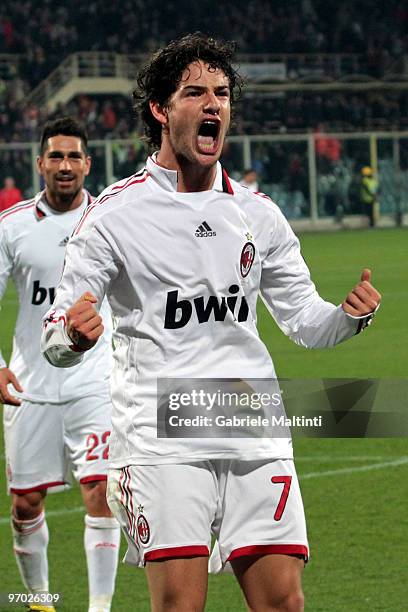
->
<box><xmin>0</xmin><ymin>117</ymin><xmax>120</xmax><ymax>612</ymax></box>
<box><xmin>41</xmin><ymin>36</ymin><xmax>381</xmax><ymax>612</ymax></box>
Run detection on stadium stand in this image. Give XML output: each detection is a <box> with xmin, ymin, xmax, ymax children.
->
<box><xmin>0</xmin><ymin>0</ymin><xmax>407</xmax><ymax>223</ymax></box>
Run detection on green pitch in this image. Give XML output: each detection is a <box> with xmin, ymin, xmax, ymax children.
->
<box><xmin>1</xmin><ymin>228</ymin><xmax>407</xmax><ymax>611</ymax></box>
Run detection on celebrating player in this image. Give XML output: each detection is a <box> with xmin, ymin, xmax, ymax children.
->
<box><xmin>0</xmin><ymin>118</ymin><xmax>119</xmax><ymax>612</ymax></box>
<box><xmin>41</xmin><ymin>36</ymin><xmax>381</xmax><ymax>611</ymax></box>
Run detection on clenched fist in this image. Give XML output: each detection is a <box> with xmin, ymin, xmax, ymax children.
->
<box><xmin>66</xmin><ymin>292</ymin><xmax>104</xmax><ymax>351</ymax></box>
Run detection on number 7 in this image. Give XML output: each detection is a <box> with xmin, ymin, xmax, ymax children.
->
<box><xmin>271</xmin><ymin>475</ymin><xmax>292</xmax><ymax>521</ymax></box>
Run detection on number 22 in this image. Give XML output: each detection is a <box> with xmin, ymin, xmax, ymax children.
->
<box><xmin>86</xmin><ymin>431</ymin><xmax>111</xmax><ymax>461</ymax></box>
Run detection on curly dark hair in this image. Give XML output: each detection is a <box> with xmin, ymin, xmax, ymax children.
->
<box><xmin>133</xmin><ymin>32</ymin><xmax>243</xmax><ymax>149</ymax></box>
<box><xmin>40</xmin><ymin>117</ymin><xmax>88</xmax><ymax>154</ymax></box>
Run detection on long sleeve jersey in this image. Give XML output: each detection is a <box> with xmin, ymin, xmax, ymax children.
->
<box><xmin>41</xmin><ymin>157</ymin><xmax>373</xmax><ymax>464</ymax></box>
<box><xmin>0</xmin><ymin>190</ymin><xmax>112</xmax><ymax>402</ymax></box>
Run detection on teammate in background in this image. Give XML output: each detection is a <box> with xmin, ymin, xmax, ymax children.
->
<box><xmin>41</xmin><ymin>35</ymin><xmax>381</xmax><ymax>612</ymax></box>
<box><xmin>0</xmin><ymin>176</ymin><xmax>23</xmax><ymax>212</ymax></box>
<box><xmin>240</xmin><ymin>168</ymin><xmax>259</xmax><ymax>192</ymax></box>
<box><xmin>360</xmin><ymin>166</ymin><xmax>379</xmax><ymax>227</ymax></box>
<box><xmin>0</xmin><ymin>117</ymin><xmax>119</xmax><ymax>612</ymax></box>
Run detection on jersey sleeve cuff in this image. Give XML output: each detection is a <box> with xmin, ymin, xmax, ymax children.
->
<box><xmin>343</xmin><ymin>303</ymin><xmax>379</xmax><ymax>335</ymax></box>
<box><xmin>41</xmin><ymin>318</ymin><xmax>85</xmax><ymax>368</ymax></box>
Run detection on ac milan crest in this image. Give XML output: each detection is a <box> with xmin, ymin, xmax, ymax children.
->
<box><xmin>240</xmin><ymin>242</ymin><xmax>255</xmax><ymax>277</ymax></box>
<box><xmin>137</xmin><ymin>514</ymin><xmax>150</xmax><ymax>544</ymax></box>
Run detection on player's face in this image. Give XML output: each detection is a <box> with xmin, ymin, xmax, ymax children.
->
<box><xmin>159</xmin><ymin>61</ymin><xmax>231</xmax><ymax>168</ymax></box>
<box><xmin>37</xmin><ymin>135</ymin><xmax>91</xmax><ymax>208</ymax></box>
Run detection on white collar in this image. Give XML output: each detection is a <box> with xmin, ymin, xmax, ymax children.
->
<box><xmin>34</xmin><ymin>190</ymin><xmax>92</xmax><ymax>220</ymax></box>
<box><xmin>146</xmin><ymin>153</ymin><xmax>231</xmax><ymax>194</ymax></box>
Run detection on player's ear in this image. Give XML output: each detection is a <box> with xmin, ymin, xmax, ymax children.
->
<box><xmin>150</xmin><ymin>101</ymin><xmax>168</xmax><ymax>126</ymax></box>
<box><xmin>84</xmin><ymin>155</ymin><xmax>91</xmax><ymax>177</ymax></box>
<box><xmin>36</xmin><ymin>155</ymin><xmax>44</xmax><ymax>176</ymax></box>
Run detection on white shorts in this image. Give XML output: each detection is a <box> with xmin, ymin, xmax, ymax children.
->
<box><xmin>4</xmin><ymin>391</ymin><xmax>112</xmax><ymax>494</ymax></box>
<box><xmin>107</xmin><ymin>458</ymin><xmax>308</xmax><ymax>571</ymax></box>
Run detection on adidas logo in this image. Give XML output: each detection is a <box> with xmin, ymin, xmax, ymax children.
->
<box><xmin>59</xmin><ymin>236</ymin><xmax>70</xmax><ymax>246</ymax></box>
<box><xmin>195</xmin><ymin>221</ymin><xmax>216</xmax><ymax>237</ymax></box>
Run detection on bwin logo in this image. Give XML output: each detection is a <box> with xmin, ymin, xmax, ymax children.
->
<box><xmin>164</xmin><ymin>285</ymin><xmax>249</xmax><ymax>329</ymax></box>
<box><xmin>31</xmin><ymin>280</ymin><xmax>56</xmax><ymax>305</ymax></box>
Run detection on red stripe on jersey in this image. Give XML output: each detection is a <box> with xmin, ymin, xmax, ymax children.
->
<box><xmin>144</xmin><ymin>545</ymin><xmax>209</xmax><ymax>561</ymax></box>
<box><xmin>74</xmin><ymin>172</ymin><xmax>149</xmax><ymax>235</ymax></box>
<box><xmin>34</xmin><ymin>204</ymin><xmax>46</xmax><ymax>220</ymax></box>
<box><xmin>79</xmin><ymin>474</ymin><xmax>107</xmax><ymax>484</ymax></box>
<box><xmin>222</xmin><ymin>169</ymin><xmax>234</xmax><ymax>195</ymax></box>
<box><xmin>254</xmin><ymin>191</ymin><xmax>272</xmax><ymax>201</ymax></box>
<box><xmin>227</xmin><ymin>544</ymin><xmax>309</xmax><ymax>561</ymax></box>
<box><xmin>43</xmin><ymin>313</ymin><xmax>66</xmax><ymax>330</ymax></box>
<box><xmin>111</xmin><ymin>171</ymin><xmax>144</xmax><ymax>190</ymax></box>
<box><xmin>0</xmin><ymin>202</ymin><xmax>34</xmax><ymax>222</ymax></box>
<box><xmin>10</xmin><ymin>480</ymin><xmax>66</xmax><ymax>494</ymax></box>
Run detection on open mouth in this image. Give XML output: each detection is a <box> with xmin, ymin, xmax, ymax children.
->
<box><xmin>197</xmin><ymin>120</ymin><xmax>220</xmax><ymax>155</ymax></box>
<box><xmin>56</xmin><ymin>175</ymin><xmax>74</xmax><ymax>185</ymax></box>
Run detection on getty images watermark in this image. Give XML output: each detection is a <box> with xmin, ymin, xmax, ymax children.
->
<box><xmin>157</xmin><ymin>378</ymin><xmax>408</xmax><ymax>438</ymax></box>
<box><xmin>157</xmin><ymin>378</ymin><xmax>322</xmax><ymax>439</ymax></box>
<box><xmin>166</xmin><ymin>388</ymin><xmax>322</xmax><ymax>429</ymax></box>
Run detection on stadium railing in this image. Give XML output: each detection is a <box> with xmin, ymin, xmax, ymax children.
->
<box><xmin>21</xmin><ymin>51</ymin><xmax>408</xmax><ymax>112</ymax></box>
<box><xmin>1</xmin><ymin>132</ymin><xmax>407</xmax><ymax>229</ymax></box>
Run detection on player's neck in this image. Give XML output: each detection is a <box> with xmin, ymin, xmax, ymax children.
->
<box><xmin>156</xmin><ymin>148</ymin><xmax>217</xmax><ymax>193</ymax></box>
<box><xmin>44</xmin><ymin>188</ymin><xmax>84</xmax><ymax>213</ymax></box>
<box><xmin>177</xmin><ymin>163</ymin><xmax>216</xmax><ymax>192</ymax></box>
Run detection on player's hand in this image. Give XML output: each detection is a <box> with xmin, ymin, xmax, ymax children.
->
<box><xmin>0</xmin><ymin>367</ymin><xmax>23</xmax><ymax>405</ymax></box>
<box><xmin>342</xmin><ymin>269</ymin><xmax>381</xmax><ymax>317</ymax></box>
<box><xmin>66</xmin><ymin>292</ymin><xmax>104</xmax><ymax>351</ymax></box>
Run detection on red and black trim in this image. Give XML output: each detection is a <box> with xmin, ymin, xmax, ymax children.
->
<box><xmin>145</xmin><ymin>545</ymin><xmax>209</xmax><ymax>562</ymax></box>
<box><xmin>74</xmin><ymin>170</ymin><xmax>149</xmax><ymax>235</ymax></box>
<box><xmin>34</xmin><ymin>204</ymin><xmax>46</xmax><ymax>220</ymax></box>
<box><xmin>222</xmin><ymin>168</ymin><xmax>234</xmax><ymax>195</ymax></box>
<box><xmin>227</xmin><ymin>544</ymin><xmax>309</xmax><ymax>562</ymax></box>
<box><xmin>254</xmin><ymin>191</ymin><xmax>272</xmax><ymax>201</ymax></box>
<box><xmin>42</xmin><ymin>311</ymin><xmax>66</xmax><ymax>331</ymax></box>
<box><xmin>355</xmin><ymin>313</ymin><xmax>374</xmax><ymax>335</ymax></box>
<box><xmin>35</xmin><ymin>190</ymin><xmax>93</xmax><ymax>222</ymax></box>
<box><xmin>0</xmin><ymin>200</ymin><xmax>35</xmax><ymax>222</ymax></box>
<box><xmin>119</xmin><ymin>467</ymin><xmax>137</xmax><ymax>543</ymax></box>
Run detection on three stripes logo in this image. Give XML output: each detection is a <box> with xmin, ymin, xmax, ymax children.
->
<box><xmin>195</xmin><ymin>221</ymin><xmax>216</xmax><ymax>237</ymax></box>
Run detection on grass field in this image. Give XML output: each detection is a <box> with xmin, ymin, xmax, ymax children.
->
<box><xmin>1</xmin><ymin>228</ymin><xmax>407</xmax><ymax>611</ymax></box>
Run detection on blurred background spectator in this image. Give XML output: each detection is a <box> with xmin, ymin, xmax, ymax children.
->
<box><xmin>0</xmin><ymin>176</ymin><xmax>22</xmax><ymax>211</ymax></box>
<box><xmin>0</xmin><ymin>0</ymin><xmax>406</xmax><ymax>220</ymax></box>
<box><xmin>359</xmin><ymin>166</ymin><xmax>379</xmax><ymax>226</ymax></box>
<box><xmin>241</xmin><ymin>169</ymin><xmax>259</xmax><ymax>192</ymax></box>
<box><xmin>0</xmin><ymin>0</ymin><xmax>406</xmax><ymax>141</ymax></box>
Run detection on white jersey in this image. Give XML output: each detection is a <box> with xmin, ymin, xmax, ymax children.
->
<box><xmin>41</xmin><ymin>156</ymin><xmax>373</xmax><ymax>465</ymax></box>
<box><xmin>0</xmin><ymin>190</ymin><xmax>112</xmax><ymax>403</ymax></box>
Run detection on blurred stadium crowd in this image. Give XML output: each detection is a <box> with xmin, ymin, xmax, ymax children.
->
<box><xmin>0</xmin><ymin>0</ymin><xmax>407</xmax><ymax>142</ymax></box>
